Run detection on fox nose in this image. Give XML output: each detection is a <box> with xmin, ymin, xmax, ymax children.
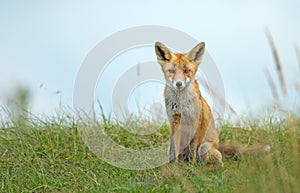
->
<box><xmin>176</xmin><ymin>81</ymin><xmax>182</xmax><ymax>87</ymax></box>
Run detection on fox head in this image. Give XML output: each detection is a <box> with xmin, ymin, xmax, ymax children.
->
<box><xmin>155</xmin><ymin>42</ymin><xmax>205</xmax><ymax>91</ymax></box>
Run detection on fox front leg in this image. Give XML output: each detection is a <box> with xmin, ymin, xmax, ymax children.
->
<box><xmin>173</xmin><ymin>131</ymin><xmax>181</xmax><ymax>163</ymax></box>
<box><xmin>169</xmin><ymin>136</ymin><xmax>175</xmax><ymax>162</ymax></box>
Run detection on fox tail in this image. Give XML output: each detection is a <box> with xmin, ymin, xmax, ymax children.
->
<box><xmin>218</xmin><ymin>142</ymin><xmax>271</xmax><ymax>160</ymax></box>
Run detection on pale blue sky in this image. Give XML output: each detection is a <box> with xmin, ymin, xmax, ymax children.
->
<box><xmin>1</xmin><ymin>0</ymin><xmax>299</xmax><ymax>117</ymax></box>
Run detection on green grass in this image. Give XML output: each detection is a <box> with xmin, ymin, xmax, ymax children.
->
<box><xmin>0</xmin><ymin>115</ymin><xmax>299</xmax><ymax>193</ymax></box>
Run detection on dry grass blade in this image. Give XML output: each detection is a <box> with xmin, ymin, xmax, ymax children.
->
<box><xmin>137</xmin><ymin>62</ymin><xmax>141</xmax><ymax>76</ymax></box>
<box><xmin>199</xmin><ymin>78</ymin><xmax>237</xmax><ymax>115</ymax></box>
<box><xmin>295</xmin><ymin>44</ymin><xmax>300</xmax><ymax>70</ymax></box>
<box><xmin>264</xmin><ymin>68</ymin><xmax>279</xmax><ymax>101</ymax></box>
<box><xmin>295</xmin><ymin>82</ymin><xmax>300</xmax><ymax>94</ymax></box>
<box><xmin>265</xmin><ymin>29</ymin><xmax>288</xmax><ymax>96</ymax></box>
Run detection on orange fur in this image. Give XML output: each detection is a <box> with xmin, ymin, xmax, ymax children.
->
<box><xmin>155</xmin><ymin>41</ymin><xmax>223</xmax><ymax>165</ymax></box>
<box><xmin>155</xmin><ymin>42</ymin><xmax>270</xmax><ymax>166</ymax></box>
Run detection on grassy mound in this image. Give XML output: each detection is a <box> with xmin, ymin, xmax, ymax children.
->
<box><xmin>0</xmin><ymin>115</ymin><xmax>299</xmax><ymax>192</ymax></box>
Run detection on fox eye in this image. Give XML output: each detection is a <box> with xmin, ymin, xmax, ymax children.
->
<box><xmin>184</xmin><ymin>69</ymin><xmax>191</xmax><ymax>73</ymax></box>
<box><xmin>168</xmin><ymin>69</ymin><xmax>175</xmax><ymax>74</ymax></box>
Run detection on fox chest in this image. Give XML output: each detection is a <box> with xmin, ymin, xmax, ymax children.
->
<box><xmin>165</xmin><ymin>91</ymin><xmax>201</xmax><ymax>123</ymax></box>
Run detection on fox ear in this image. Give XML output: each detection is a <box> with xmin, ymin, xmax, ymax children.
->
<box><xmin>155</xmin><ymin>42</ymin><xmax>172</xmax><ymax>64</ymax></box>
<box><xmin>187</xmin><ymin>42</ymin><xmax>205</xmax><ymax>64</ymax></box>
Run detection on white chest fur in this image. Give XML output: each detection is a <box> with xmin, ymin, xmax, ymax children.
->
<box><xmin>165</xmin><ymin>84</ymin><xmax>201</xmax><ymax>123</ymax></box>
<box><xmin>165</xmin><ymin>84</ymin><xmax>202</xmax><ymax>151</ymax></box>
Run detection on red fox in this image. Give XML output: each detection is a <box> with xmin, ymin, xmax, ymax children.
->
<box><xmin>154</xmin><ymin>42</ymin><xmax>270</xmax><ymax>166</ymax></box>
